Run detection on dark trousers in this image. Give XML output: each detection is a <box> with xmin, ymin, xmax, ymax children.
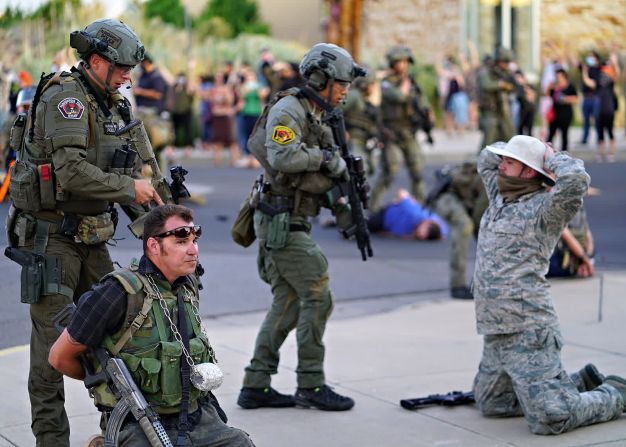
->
<box><xmin>547</xmin><ymin>112</ymin><xmax>573</xmax><ymax>151</ymax></box>
<box><xmin>581</xmin><ymin>96</ymin><xmax>598</xmax><ymax>144</ymax></box>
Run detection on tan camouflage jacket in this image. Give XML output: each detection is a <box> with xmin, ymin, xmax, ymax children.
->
<box><xmin>473</xmin><ymin>149</ymin><xmax>590</xmax><ymax>335</ymax></box>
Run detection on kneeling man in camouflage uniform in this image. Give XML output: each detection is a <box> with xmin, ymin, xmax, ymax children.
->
<box><xmin>473</xmin><ymin>135</ymin><xmax>625</xmax><ymax>434</ymax></box>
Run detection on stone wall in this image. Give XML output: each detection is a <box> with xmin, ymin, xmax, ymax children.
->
<box><xmin>540</xmin><ymin>0</ymin><xmax>626</xmax><ymax>52</ymax></box>
<box><xmin>360</xmin><ymin>0</ymin><xmax>461</xmax><ymax>65</ymax></box>
<box><xmin>357</xmin><ymin>0</ymin><xmax>626</xmax><ymax>66</ymax></box>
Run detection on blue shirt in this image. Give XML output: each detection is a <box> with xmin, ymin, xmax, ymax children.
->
<box><xmin>383</xmin><ymin>198</ymin><xmax>449</xmax><ymax>238</ymax></box>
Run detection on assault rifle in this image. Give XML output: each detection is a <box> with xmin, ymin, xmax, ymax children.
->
<box><xmin>115</xmin><ymin>119</ymin><xmax>190</xmax><ymax>238</ymax></box>
<box><xmin>408</xmin><ymin>76</ymin><xmax>435</xmax><ymax>145</ymax></box>
<box><xmin>400</xmin><ymin>391</ymin><xmax>475</xmax><ymax>410</ymax></box>
<box><xmin>423</xmin><ymin>166</ymin><xmax>453</xmax><ymax>210</ymax></box>
<box><xmin>53</xmin><ymin>305</ymin><xmax>173</xmax><ymax>447</ymax></box>
<box><xmin>299</xmin><ymin>86</ymin><xmax>373</xmax><ymax>261</ymax></box>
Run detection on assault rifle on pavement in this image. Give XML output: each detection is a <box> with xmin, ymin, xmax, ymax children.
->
<box><xmin>299</xmin><ymin>86</ymin><xmax>373</xmax><ymax>261</ymax></box>
<box><xmin>53</xmin><ymin>304</ymin><xmax>173</xmax><ymax>447</ymax></box>
<box><xmin>400</xmin><ymin>391</ymin><xmax>475</xmax><ymax>410</ymax></box>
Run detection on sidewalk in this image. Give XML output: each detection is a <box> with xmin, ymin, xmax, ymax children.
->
<box><xmin>1</xmin><ymin>273</ymin><xmax>625</xmax><ymax>446</ymax></box>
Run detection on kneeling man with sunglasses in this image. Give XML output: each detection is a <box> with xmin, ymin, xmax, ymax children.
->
<box><xmin>50</xmin><ymin>204</ymin><xmax>255</xmax><ymax>446</ymax></box>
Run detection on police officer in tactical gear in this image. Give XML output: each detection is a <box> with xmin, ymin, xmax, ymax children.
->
<box><xmin>370</xmin><ymin>45</ymin><xmax>431</xmax><ymax>211</ymax></box>
<box><xmin>49</xmin><ymin>205</ymin><xmax>255</xmax><ymax>447</ymax></box>
<box><xmin>6</xmin><ymin>18</ymin><xmax>161</xmax><ymax>446</ymax></box>
<box><xmin>477</xmin><ymin>46</ymin><xmax>516</xmax><ymax>150</ymax></box>
<box><xmin>237</xmin><ymin>43</ymin><xmax>362</xmax><ymax>411</ymax></box>
<box><xmin>342</xmin><ymin>71</ymin><xmax>381</xmax><ymax>176</ymax></box>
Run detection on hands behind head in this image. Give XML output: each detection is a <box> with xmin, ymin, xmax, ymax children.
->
<box><xmin>543</xmin><ymin>142</ymin><xmax>555</xmax><ymax>179</ymax></box>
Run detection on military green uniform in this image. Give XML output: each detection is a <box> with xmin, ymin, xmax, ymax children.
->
<box><xmin>371</xmin><ymin>73</ymin><xmax>427</xmax><ymax>210</ymax></box>
<box><xmin>432</xmin><ymin>162</ymin><xmax>487</xmax><ymax>289</ymax></box>
<box><xmin>244</xmin><ymin>90</ymin><xmax>344</xmax><ymax>389</ymax></box>
<box><xmin>477</xmin><ymin>64</ymin><xmax>514</xmax><ymax>149</ymax></box>
<box><xmin>8</xmin><ymin>64</ymin><xmax>144</xmax><ymax>446</ymax></box>
<box><xmin>342</xmin><ymin>86</ymin><xmax>380</xmax><ymax>175</ymax></box>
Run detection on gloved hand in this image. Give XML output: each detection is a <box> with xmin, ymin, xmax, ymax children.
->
<box><xmin>322</xmin><ymin>149</ymin><xmax>347</xmax><ymax>179</ymax></box>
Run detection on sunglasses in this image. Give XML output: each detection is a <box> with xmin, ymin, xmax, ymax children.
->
<box><xmin>115</xmin><ymin>64</ymin><xmax>135</xmax><ymax>75</ymax></box>
<box><xmin>153</xmin><ymin>225</ymin><xmax>202</xmax><ymax>239</ymax></box>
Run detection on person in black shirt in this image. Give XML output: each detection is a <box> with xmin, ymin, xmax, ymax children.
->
<box><xmin>547</xmin><ymin>69</ymin><xmax>577</xmax><ymax>151</ymax></box>
<box><xmin>578</xmin><ymin>51</ymin><xmax>601</xmax><ymax>145</ymax></box>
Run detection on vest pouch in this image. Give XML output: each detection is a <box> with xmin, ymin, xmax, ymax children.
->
<box><xmin>266</xmin><ymin>211</ymin><xmax>290</xmax><ymax>249</ymax></box>
<box><xmin>9</xmin><ymin>160</ymin><xmax>41</xmax><ymax>212</ymax></box>
<box><xmin>37</xmin><ymin>164</ymin><xmax>56</xmax><ymax>209</ymax></box>
<box><xmin>189</xmin><ymin>336</ymin><xmax>210</xmax><ymax>366</ymax></box>
<box><xmin>9</xmin><ymin>113</ymin><xmax>27</xmax><ymax>152</ymax></box>
<box><xmin>120</xmin><ymin>347</ymin><xmax>161</xmax><ymax>395</ymax></box>
<box><xmin>160</xmin><ymin>340</ymin><xmax>183</xmax><ymax>406</ymax></box>
<box><xmin>77</xmin><ymin>213</ymin><xmax>115</xmax><ymax>245</ymax></box>
<box><xmin>231</xmin><ymin>196</ymin><xmax>256</xmax><ymax>247</ymax></box>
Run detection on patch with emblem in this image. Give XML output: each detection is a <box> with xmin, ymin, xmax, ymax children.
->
<box><xmin>57</xmin><ymin>98</ymin><xmax>85</xmax><ymax>120</ymax></box>
<box><xmin>96</xmin><ymin>29</ymin><xmax>122</xmax><ymax>49</ymax></box>
<box><xmin>271</xmin><ymin>126</ymin><xmax>296</xmax><ymax>145</ymax></box>
<box><xmin>103</xmin><ymin>122</ymin><xmax>118</xmax><ymax>135</ymax></box>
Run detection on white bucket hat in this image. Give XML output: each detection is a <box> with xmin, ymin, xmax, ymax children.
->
<box><xmin>486</xmin><ymin>135</ymin><xmax>556</xmax><ymax>186</ymax></box>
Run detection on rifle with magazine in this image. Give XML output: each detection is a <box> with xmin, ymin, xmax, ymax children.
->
<box><xmin>299</xmin><ymin>86</ymin><xmax>373</xmax><ymax>261</ymax></box>
<box><xmin>400</xmin><ymin>390</ymin><xmax>475</xmax><ymax>410</ymax></box>
<box><xmin>53</xmin><ymin>304</ymin><xmax>174</xmax><ymax>447</ymax></box>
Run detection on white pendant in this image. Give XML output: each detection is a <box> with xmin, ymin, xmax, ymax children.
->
<box><xmin>191</xmin><ymin>362</ymin><xmax>224</xmax><ymax>391</ymax></box>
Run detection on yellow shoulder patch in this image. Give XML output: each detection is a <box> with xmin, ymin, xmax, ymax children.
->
<box><xmin>271</xmin><ymin>126</ymin><xmax>296</xmax><ymax>145</ymax></box>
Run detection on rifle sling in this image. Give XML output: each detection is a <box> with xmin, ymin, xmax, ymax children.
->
<box><xmin>298</xmin><ymin>86</ymin><xmax>334</xmax><ymax>114</ymax></box>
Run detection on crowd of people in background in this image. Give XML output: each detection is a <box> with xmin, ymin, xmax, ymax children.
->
<box><xmin>0</xmin><ymin>42</ymin><xmax>623</xmax><ymax>290</ymax></box>
<box><xmin>1</xmin><ymin>42</ymin><xmax>624</xmax><ymax>173</ymax></box>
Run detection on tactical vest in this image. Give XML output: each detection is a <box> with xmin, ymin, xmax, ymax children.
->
<box><xmin>9</xmin><ymin>70</ymin><xmax>134</xmax><ymax>216</ymax></box>
<box><xmin>380</xmin><ymin>74</ymin><xmax>417</xmax><ymax>128</ymax></box>
<box><xmin>343</xmin><ymin>89</ymin><xmax>376</xmax><ymax>137</ymax></box>
<box><xmin>248</xmin><ymin>88</ymin><xmax>335</xmax><ymax>217</ymax></box>
<box><xmin>91</xmin><ymin>265</ymin><xmax>212</xmax><ymax>414</ymax></box>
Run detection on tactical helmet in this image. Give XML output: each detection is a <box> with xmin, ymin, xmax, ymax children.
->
<box><xmin>70</xmin><ymin>18</ymin><xmax>145</xmax><ymax>66</ymax></box>
<box><xmin>299</xmin><ymin>43</ymin><xmax>366</xmax><ymax>90</ymax></box>
<box><xmin>494</xmin><ymin>46</ymin><xmax>513</xmax><ymax>63</ymax></box>
<box><xmin>352</xmin><ymin>69</ymin><xmax>375</xmax><ymax>90</ymax></box>
<box><xmin>386</xmin><ymin>46</ymin><xmax>414</xmax><ymax>66</ymax></box>
<box><xmin>16</xmin><ymin>86</ymin><xmax>36</xmax><ymax>108</ymax></box>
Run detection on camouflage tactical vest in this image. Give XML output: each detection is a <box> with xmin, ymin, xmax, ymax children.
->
<box><xmin>91</xmin><ymin>265</ymin><xmax>212</xmax><ymax>414</ymax></box>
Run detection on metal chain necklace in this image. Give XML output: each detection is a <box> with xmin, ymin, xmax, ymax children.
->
<box><xmin>146</xmin><ymin>275</ymin><xmax>223</xmax><ymax>391</ymax></box>
<box><xmin>184</xmin><ymin>288</ymin><xmax>217</xmax><ymax>363</ymax></box>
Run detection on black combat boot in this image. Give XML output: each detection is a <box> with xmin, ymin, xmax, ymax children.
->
<box><xmin>604</xmin><ymin>375</ymin><xmax>626</xmax><ymax>412</ymax></box>
<box><xmin>451</xmin><ymin>286</ymin><xmax>473</xmax><ymax>300</ymax></box>
<box><xmin>574</xmin><ymin>363</ymin><xmax>605</xmax><ymax>392</ymax></box>
<box><xmin>295</xmin><ymin>385</ymin><xmax>355</xmax><ymax>411</ymax></box>
<box><xmin>237</xmin><ymin>387</ymin><xmax>296</xmax><ymax>409</ymax></box>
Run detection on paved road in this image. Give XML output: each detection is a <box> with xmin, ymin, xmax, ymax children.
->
<box><xmin>0</xmin><ymin>150</ymin><xmax>624</xmax><ymax>349</ymax></box>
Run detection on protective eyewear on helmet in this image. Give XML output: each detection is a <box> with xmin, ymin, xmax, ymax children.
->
<box><xmin>154</xmin><ymin>225</ymin><xmax>202</xmax><ymax>239</ymax></box>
